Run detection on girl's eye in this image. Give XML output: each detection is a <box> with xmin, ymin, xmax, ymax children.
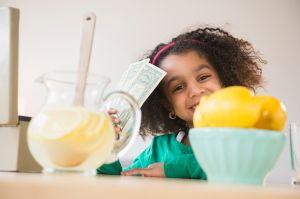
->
<box><xmin>198</xmin><ymin>75</ymin><xmax>211</xmax><ymax>81</ymax></box>
<box><xmin>172</xmin><ymin>85</ymin><xmax>184</xmax><ymax>93</ymax></box>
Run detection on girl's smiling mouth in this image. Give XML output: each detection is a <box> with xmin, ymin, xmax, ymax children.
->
<box><xmin>190</xmin><ymin>103</ymin><xmax>199</xmax><ymax>111</ymax></box>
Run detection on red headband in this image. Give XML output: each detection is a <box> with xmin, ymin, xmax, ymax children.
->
<box><xmin>151</xmin><ymin>42</ymin><xmax>175</xmax><ymax>65</ymax></box>
<box><xmin>151</xmin><ymin>40</ymin><xmax>204</xmax><ymax>65</ymax></box>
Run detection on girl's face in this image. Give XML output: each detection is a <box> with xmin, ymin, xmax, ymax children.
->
<box><xmin>160</xmin><ymin>50</ymin><xmax>222</xmax><ymax>126</ymax></box>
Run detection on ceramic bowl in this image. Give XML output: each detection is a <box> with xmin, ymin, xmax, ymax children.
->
<box><xmin>189</xmin><ymin>128</ymin><xmax>285</xmax><ymax>185</ymax></box>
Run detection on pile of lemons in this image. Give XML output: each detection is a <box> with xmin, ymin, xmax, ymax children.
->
<box><xmin>193</xmin><ymin>86</ymin><xmax>286</xmax><ymax>131</ymax></box>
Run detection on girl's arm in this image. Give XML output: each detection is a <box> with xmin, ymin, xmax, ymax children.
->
<box><xmin>97</xmin><ymin>140</ymin><xmax>153</xmax><ymax>175</ymax></box>
<box><xmin>122</xmin><ymin>154</ymin><xmax>207</xmax><ymax>179</ymax></box>
<box><xmin>96</xmin><ymin>154</ymin><xmax>147</xmax><ymax>175</ymax></box>
<box><xmin>96</xmin><ymin>160</ymin><xmax>122</xmax><ymax>175</ymax></box>
<box><xmin>164</xmin><ymin>154</ymin><xmax>207</xmax><ymax>179</ymax></box>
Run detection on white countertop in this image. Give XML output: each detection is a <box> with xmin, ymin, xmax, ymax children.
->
<box><xmin>0</xmin><ymin>172</ymin><xmax>299</xmax><ymax>199</ymax></box>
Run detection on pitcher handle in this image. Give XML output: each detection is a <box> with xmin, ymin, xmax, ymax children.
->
<box><xmin>102</xmin><ymin>91</ymin><xmax>141</xmax><ymax>163</ymax></box>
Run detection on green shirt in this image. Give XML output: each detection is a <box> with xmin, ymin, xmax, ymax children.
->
<box><xmin>97</xmin><ymin>134</ymin><xmax>207</xmax><ymax>179</ymax></box>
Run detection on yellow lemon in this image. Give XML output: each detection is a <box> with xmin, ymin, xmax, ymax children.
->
<box><xmin>252</xmin><ymin>96</ymin><xmax>287</xmax><ymax>131</ymax></box>
<box><xmin>193</xmin><ymin>86</ymin><xmax>261</xmax><ymax>128</ymax></box>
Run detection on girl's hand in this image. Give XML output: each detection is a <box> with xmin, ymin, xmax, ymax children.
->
<box><xmin>121</xmin><ymin>162</ymin><xmax>165</xmax><ymax>177</ymax></box>
<box><xmin>108</xmin><ymin>108</ymin><xmax>121</xmax><ymax>139</ymax></box>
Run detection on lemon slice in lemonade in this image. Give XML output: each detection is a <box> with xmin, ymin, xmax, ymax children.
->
<box><xmin>74</xmin><ymin>111</ymin><xmax>115</xmax><ymax>155</ymax></box>
<box><xmin>28</xmin><ymin>106</ymin><xmax>115</xmax><ymax>167</ymax></box>
<box><xmin>64</xmin><ymin>111</ymin><xmax>111</xmax><ymax>149</ymax></box>
<box><xmin>30</xmin><ymin>106</ymin><xmax>89</xmax><ymax>140</ymax></box>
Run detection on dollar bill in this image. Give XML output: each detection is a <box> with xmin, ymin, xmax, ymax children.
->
<box><xmin>123</xmin><ymin>62</ymin><xmax>167</xmax><ymax>107</ymax></box>
<box><xmin>108</xmin><ymin>59</ymin><xmax>166</xmax><ymax>153</ymax></box>
<box><xmin>114</xmin><ymin>59</ymin><xmax>166</xmax><ymax>124</ymax></box>
<box><xmin>117</xmin><ymin>58</ymin><xmax>150</xmax><ymax>89</ymax></box>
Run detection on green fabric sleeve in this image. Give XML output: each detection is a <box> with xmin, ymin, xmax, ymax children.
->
<box><xmin>164</xmin><ymin>154</ymin><xmax>207</xmax><ymax>180</ymax></box>
<box><xmin>122</xmin><ymin>150</ymin><xmax>151</xmax><ymax>176</ymax></box>
<box><xmin>123</xmin><ymin>141</ymin><xmax>154</xmax><ymax>172</ymax></box>
<box><xmin>97</xmin><ymin>139</ymin><xmax>153</xmax><ymax>175</ymax></box>
<box><xmin>123</xmin><ymin>159</ymin><xmax>143</xmax><ymax>172</ymax></box>
<box><xmin>96</xmin><ymin>160</ymin><xmax>122</xmax><ymax>175</ymax></box>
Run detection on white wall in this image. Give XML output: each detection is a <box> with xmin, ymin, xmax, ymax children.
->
<box><xmin>1</xmin><ymin>0</ymin><xmax>299</xmax><ymax>184</ymax></box>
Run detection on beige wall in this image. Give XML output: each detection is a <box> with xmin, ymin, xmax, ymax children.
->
<box><xmin>1</xmin><ymin>0</ymin><xmax>299</xmax><ymax>184</ymax></box>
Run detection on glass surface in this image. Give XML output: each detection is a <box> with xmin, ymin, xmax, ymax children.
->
<box><xmin>27</xmin><ymin>71</ymin><xmax>141</xmax><ymax>173</ymax></box>
<box><xmin>290</xmin><ymin>122</ymin><xmax>300</xmax><ymax>185</ymax></box>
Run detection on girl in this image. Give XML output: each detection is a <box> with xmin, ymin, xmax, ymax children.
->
<box><xmin>97</xmin><ymin>27</ymin><xmax>265</xmax><ymax>179</ymax></box>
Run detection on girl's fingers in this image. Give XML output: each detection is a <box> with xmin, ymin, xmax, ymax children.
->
<box><xmin>109</xmin><ymin>115</ymin><xmax>121</xmax><ymax>139</ymax></box>
<box><xmin>111</xmin><ymin>117</ymin><xmax>120</xmax><ymax>124</ymax></box>
<box><xmin>114</xmin><ymin>126</ymin><xmax>121</xmax><ymax>133</ymax></box>
<box><xmin>107</xmin><ymin>109</ymin><xmax>121</xmax><ymax>139</ymax></box>
<box><xmin>121</xmin><ymin>169</ymin><xmax>150</xmax><ymax>176</ymax></box>
<box><xmin>121</xmin><ymin>164</ymin><xmax>165</xmax><ymax>177</ymax></box>
<box><xmin>108</xmin><ymin>108</ymin><xmax>117</xmax><ymax>115</ymax></box>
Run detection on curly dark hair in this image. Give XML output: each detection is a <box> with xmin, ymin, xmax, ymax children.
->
<box><xmin>140</xmin><ymin>27</ymin><xmax>266</xmax><ymax>136</ymax></box>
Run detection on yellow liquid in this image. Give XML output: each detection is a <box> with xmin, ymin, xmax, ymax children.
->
<box><xmin>27</xmin><ymin>106</ymin><xmax>115</xmax><ymax>171</ymax></box>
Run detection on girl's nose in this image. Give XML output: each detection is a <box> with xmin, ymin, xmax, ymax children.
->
<box><xmin>188</xmin><ymin>82</ymin><xmax>204</xmax><ymax>98</ymax></box>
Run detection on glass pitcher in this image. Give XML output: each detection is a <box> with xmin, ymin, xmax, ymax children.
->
<box><xmin>27</xmin><ymin>71</ymin><xmax>141</xmax><ymax>173</ymax></box>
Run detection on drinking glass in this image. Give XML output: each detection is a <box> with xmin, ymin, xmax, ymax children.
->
<box><xmin>290</xmin><ymin>122</ymin><xmax>300</xmax><ymax>185</ymax></box>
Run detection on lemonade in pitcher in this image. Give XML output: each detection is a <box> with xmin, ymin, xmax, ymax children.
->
<box><xmin>28</xmin><ymin>107</ymin><xmax>115</xmax><ymax>172</ymax></box>
<box><xmin>27</xmin><ymin>71</ymin><xmax>141</xmax><ymax>173</ymax></box>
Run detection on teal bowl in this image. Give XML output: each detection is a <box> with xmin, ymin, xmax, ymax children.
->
<box><xmin>189</xmin><ymin>128</ymin><xmax>286</xmax><ymax>185</ymax></box>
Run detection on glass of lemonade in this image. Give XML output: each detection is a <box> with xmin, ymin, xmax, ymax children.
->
<box><xmin>290</xmin><ymin>122</ymin><xmax>300</xmax><ymax>185</ymax></box>
<box><xmin>27</xmin><ymin>71</ymin><xmax>141</xmax><ymax>174</ymax></box>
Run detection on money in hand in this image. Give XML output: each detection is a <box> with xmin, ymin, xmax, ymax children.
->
<box><xmin>109</xmin><ymin>59</ymin><xmax>166</xmax><ymax>152</ymax></box>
